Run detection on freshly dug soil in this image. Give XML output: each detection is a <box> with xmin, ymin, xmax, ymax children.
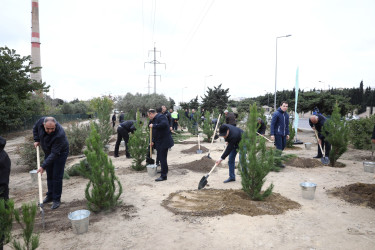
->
<box><xmin>328</xmin><ymin>183</ymin><xmax>375</xmax><ymax>209</ymax></box>
<box><xmin>181</xmin><ymin>145</ymin><xmax>209</xmax><ymax>154</ymax></box>
<box><xmin>179</xmin><ymin>141</ymin><xmax>199</xmax><ymax>145</ymax></box>
<box><xmin>171</xmin><ymin>156</ymin><xmax>220</xmax><ymax>173</ymax></box>
<box><xmin>285</xmin><ymin>157</ymin><xmax>323</xmax><ymax>168</ymax></box>
<box><xmin>162</xmin><ymin>189</ymin><xmax>301</xmax><ymax>217</ymax></box>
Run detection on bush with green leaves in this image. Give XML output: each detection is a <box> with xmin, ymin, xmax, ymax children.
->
<box><xmin>65</xmin><ymin>122</ymin><xmax>90</xmax><ymax>155</ymax></box>
<box><xmin>12</xmin><ymin>202</ymin><xmax>39</xmax><ymax>250</ymax></box>
<box><xmin>286</xmin><ymin>122</ymin><xmax>296</xmax><ymax>148</ymax></box>
<box><xmin>90</xmin><ymin>96</ymin><xmax>113</xmax><ymax>146</ymax></box>
<box><xmin>84</xmin><ymin>125</ymin><xmax>122</xmax><ymax>212</ymax></box>
<box><xmin>0</xmin><ymin>199</ymin><xmax>14</xmax><ymax>249</ymax></box>
<box><xmin>202</xmin><ymin>111</ymin><xmax>214</xmax><ymax>142</ymax></box>
<box><xmin>348</xmin><ymin>115</ymin><xmax>375</xmax><ymax>150</ymax></box>
<box><xmin>128</xmin><ymin>111</ymin><xmax>148</xmax><ymax>171</ymax></box>
<box><xmin>17</xmin><ymin>136</ymin><xmax>44</xmax><ymax>171</ymax></box>
<box><xmin>323</xmin><ymin>103</ymin><xmax>349</xmax><ymax>167</ymax></box>
<box><xmin>238</xmin><ymin>103</ymin><xmax>274</xmax><ymax>200</ymax></box>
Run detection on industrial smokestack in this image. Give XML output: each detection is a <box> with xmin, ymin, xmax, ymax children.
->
<box><xmin>31</xmin><ymin>0</ymin><xmax>42</xmax><ymax>82</ymax></box>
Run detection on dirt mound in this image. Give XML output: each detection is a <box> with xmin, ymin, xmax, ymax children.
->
<box><xmin>12</xmin><ymin>199</ymin><xmax>136</xmax><ymax>234</ymax></box>
<box><xmin>172</xmin><ymin>156</ymin><xmax>219</xmax><ymax>173</ymax></box>
<box><xmin>181</xmin><ymin>145</ymin><xmax>209</xmax><ymax>154</ymax></box>
<box><xmin>179</xmin><ymin>141</ymin><xmax>198</xmax><ymax>145</ymax></box>
<box><xmin>162</xmin><ymin>189</ymin><xmax>301</xmax><ymax>217</ymax></box>
<box><xmin>328</xmin><ymin>183</ymin><xmax>375</xmax><ymax>209</ymax></box>
<box><xmin>286</xmin><ymin>157</ymin><xmax>323</xmax><ymax>168</ymax></box>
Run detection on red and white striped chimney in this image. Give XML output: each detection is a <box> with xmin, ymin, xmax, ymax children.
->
<box><xmin>31</xmin><ymin>0</ymin><xmax>42</xmax><ymax>82</ymax></box>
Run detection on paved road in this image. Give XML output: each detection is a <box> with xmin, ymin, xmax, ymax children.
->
<box><xmin>297</xmin><ymin>118</ymin><xmax>312</xmax><ymax>130</ymax></box>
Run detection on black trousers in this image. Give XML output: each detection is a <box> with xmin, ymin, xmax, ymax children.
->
<box><xmin>114</xmin><ymin>127</ymin><xmax>130</xmax><ymax>157</ymax></box>
<box><xmin>318</xmin><ymin>137</ymin><xmax>331</xmax><ymax>157</ymax></box>
<box><xmin>156</xmin><ymin>147</ymin><xmax>169</xmax><ymax>178</ymax></box>
<box><xmin>45</xmin><ymin>150</ymin><xmax>68</xmax><ymax>202</ymax></box>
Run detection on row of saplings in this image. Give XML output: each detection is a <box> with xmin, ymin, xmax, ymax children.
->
<box><xmin>0</xmin><ymin>103</ymin><xmax>349</xmax><ymax>249</ymax></box>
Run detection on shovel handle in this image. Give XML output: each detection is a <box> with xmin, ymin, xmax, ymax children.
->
<box><xmin>198</xmin><ymin>134</ymin><xmax>201</xmax><ymax>150</ymax></box>
<box><xmin>208</xmin><ymin>114</ymin><xmax>221</xmax><ymax>155</ymax></box>
<box><xmin>256</xmin><ymin>132</ymin><xmax>274</xmax><ymax>143</ymax></box>
<box><xmin>36</xmin><ymin>146</ymin><xmax>43</xmax><ymax>207</ymax></box>
<box><xmin>149</xmin><ymin>127</ymin><xmax>153</xmax><ymax>157</ymax></box>
<box><xmin>314</xmin><ymin>130</ymin><xmax>325</xmax><ymax>155</ymax></box>
<box><xmin>208</xmin><ymin>163</ymin><xmax>219</xmax><ymax>175</ymax></box>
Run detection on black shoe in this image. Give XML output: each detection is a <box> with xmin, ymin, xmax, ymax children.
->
<box><xmin>279</xmin><ymin>164</ymin><xmax>286</xmax><ymax>168</ymax></box>
<box><xmin>155</xmin><ymin>176</ymin><xmax>167</xmax><ymax>182</ymax></box>
<box><xmin>313</xmin><ymin>155</ymin><xmax>323</xmax><ymax>159</ymax></box>
<box><xmin>51</xmin><ymin>201</ymin><xmax>60</xmax><ymax>209</ymax></box>
<box><xmin>43</xmin><ymin>196</ymin><xmax>53</xmax><ymax>204</ymax></box>
<box><xmin>223</xmin><ymin>178</ymin><xmax>235</xmax><ymax>183</ymax></box>
<box><xmin>114</xmin><ymin>155</ymin><xmax>119</xmax><ymax>158</ymax></box>
<box><xmin>126</xmin><ymin>155</ymin><xmax>132</xmax><ymax>159</ymax></box>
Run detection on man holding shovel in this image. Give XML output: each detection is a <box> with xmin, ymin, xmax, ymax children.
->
<box><xmin>114</xmin><ymin>120</ymin><xmax>138</xmax><ymax>158</ymax></box>
<box><xmin>33</xmin><ymin>117</ymin><xmax>69</xmax><ymax>209</ymax></box>
<box><xmin>215</xmin><ymin>124</ymin><xmax>243</xmax><ymax>183</ymax></box>
<box><xmin>309</xmin><ymin>114</ymin><xmax>331</xmax><ymax>160</ymax></box>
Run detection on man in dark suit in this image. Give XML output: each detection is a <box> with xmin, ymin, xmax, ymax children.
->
<box><xmin>257</xmin><ymin>118</ymin><xmax>266</xmax><ymax>135</ymax></box>
<box><xmin>114</xmin><ymin>120</ymin><xmax>137</xmax><ymax>158</ymax></box>
<box><xmin>309</xmin><ymin>114</ymin><xmax>331</xmax><ymax>159</ymax></box>
<box><xmin>112</xmin><ymin>112</ymin><xmax>117</xmax><ymax>128</ymax></box>
<box><xmin>0</xmin><ymin>136</ymin><xmax>11</xmax><ymax>200</ymax></box>
<box><xmin>33</xmin><ymin>117</ymin><xmax>69</xmax><ymax>209</ymax></box>
<box><xmin>148</xmin><ymin>109</ymin><xmax>174</xmax><ymax>181</ymax></box>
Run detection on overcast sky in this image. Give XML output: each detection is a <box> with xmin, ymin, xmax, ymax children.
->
<box><xmin>1</xmin><ymin>0</ymin><xmax>375</xmax><ymax>105</ymax></box>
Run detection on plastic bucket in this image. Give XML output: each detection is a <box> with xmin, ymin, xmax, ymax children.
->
<box><xmin>300</xmin><ymin>182</ymin><xmax>317</xmax><ymax>200</ymax></box>
<box><xmin>147</xmin><ymin>164</ymin><xmax>158</xmax><ymax>176</ymax></box>
<box><xmin>304</xmin><ymin>143</ymin><xmax>312</xmax><ymax>150</ymax></box>
<box><xmin>68</xmin><ymin>210</ymin><xmax>90</xmax><ymax>234</ymax></box>
<box><xmin>29</xmin><ymin>170</ymin><xmax>37</xmax><ymax>184</ymax></box>
<box><xmin>363</xmin><ymin>161</ymin><xmax>375</xmax><ymax>173</ymax></box>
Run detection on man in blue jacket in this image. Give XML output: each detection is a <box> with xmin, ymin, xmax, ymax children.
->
<box><xmin>309</xmin><ymin>114</ymin><xmax>331</xmax><ymax>158</ymax></box>
<box><xmin>216</xmin><ymin>124</ymin><xmax>244</xmax><ymax>183</ymax></box>
<box><xmin>148</xmin><ymin>109</ymin><xmax>174</xmax><ymax>181</ymax></box>
<box><xmin>270</xmin><ymin>101</ymin><xmax>290</xmax><ymax>151</ymax></box>
<box><xmin>114</xmin><ymin>120</ymin><xmax>137</xmax><ymax>158</ymax></box>
<box><xmin>33</xmin><ymin>117</ymin><xmax>69</xmax><ymax>209</ymax></box>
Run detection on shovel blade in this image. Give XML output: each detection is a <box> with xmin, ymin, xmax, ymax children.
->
<box><xmin>146</xmin><ymin>156</ymin><xmax>155</xmax><ymax>164</ymax></box>
<box><xmin>196</xmin><ymin>150</ymin><xmax>203</xmax><ymax>154</ymax></box>
<box><xmin>321</xmin><ymin>156</ymin><xmax>330</xmax><ymax>165</ymax></box>
<box><xmin>198</xmin><ymin>175</ymin><xmax>208</xmax><ymax>190</ymax></box>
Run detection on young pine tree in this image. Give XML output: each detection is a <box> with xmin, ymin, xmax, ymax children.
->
<box><xmin>323</xmin><ymin>103</ymin><xmax>349</xmax><ymax>167</ymax></box>
<box><xmin>90</xmin><ymin>96</ymin><xmax>113</xmax><ymax>146</ymax></box>
<box><xmin>12</xmin><ymin>202</ymin><xmax>39</xmax><ymax>250</ymax></box>
<box><xmin>0</xmin><ymin>199</ymin><xmax>14</xmax><ymax>249</ymax></box>
<box><xmin>128</xmin><ymin>111</ymin><xmax>148</xmax><ymax>171</ymax></box>
<box><xmin>202</xmin><ymin>111</ymin><xmax>214</xmax><ymax>142</ymax></box>
<box><xmin>239</xmin><ymin>103</ymin><xmax>274</xmax><ymax>200</ymax></box>
<box><xmin>286</xmin><ymin>122</ymin><xmax>296</xmax><ymax>148</ymax></box>
<box><xmin>84</xmin><ymin>125</ymin><xmax>123</xmax><ymax>212</ymax></box>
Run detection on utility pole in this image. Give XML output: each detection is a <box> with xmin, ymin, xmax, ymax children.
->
<box><xmin>144</xmin><ymin>45</ymin><xmax>166</xmax><ymax>94</ymax></box>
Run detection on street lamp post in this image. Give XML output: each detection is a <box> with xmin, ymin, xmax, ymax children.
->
<box><xmin>203</xmin><ymin>75</ymin><xmax>213</xmax><ymax>97</ymax></box>
<box><xmin>274</xmin><ymin>34</ymin><xmax>291</xmax><ymax>111</ymax></box>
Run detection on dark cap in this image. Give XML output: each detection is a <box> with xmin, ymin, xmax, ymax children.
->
<box><xmin>219</xmin><ymin>125</ymin><xmax>229</xmax><ymax>136</ymax></box>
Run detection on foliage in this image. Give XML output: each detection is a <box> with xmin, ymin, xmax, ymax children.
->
<box><xmin>286</xmin><ymin>121</ymin><xmax>296</xmax><ymax>148</ymax></box>
<box><xmin>202</xmin><ymin>111</ymin><xmax>214</xmax><ymax>142</ymax></box>
<box><xmin>201</xmin><ymin>84</ymin><xmax>230</xmax><ymax>112</ymax></box>
<box><xmin>323</xmin><ymin>103</ymin><xmax>349</xmax><ymax>167</ymax></box>
<box><xmin>84</xmin><ymin>125</ymin><xmax>122</xmax><ymax>212</ymax></box>
<box><xmin>0</xmin><ymin>199</ymin><xmax>14</xmax><ymax>248</ymax></box>
<box><xmin>177</xmin><ymin>109</ymin><xmax>189</xmax><ymax>130</ymax></box>
<box><xmin>116</xmin><ymin>93</ymin><xmax>170</xmax><ymax>115</ymax></box>
<box><xmin>238</xmin><ymin>103</ymin><xmax>274</xmax><ymax>200</ymax></box>
<box><xmin>0</xmin><ymin>46</ymin><xmax>49</xmax><ymax>133</ymax></box>
<box><xmin>12</xmin><ymin>202</ymin><xmax>39</xmax><ymax>250</ymax></box>
<box><xmin>64</xmin><ymin>159</ymin><xmax>91</xmax><ymax>179</ymax></box>
<box><xmin>128</xmin><ymin>111</ymin><xmax>148</xmax><ymax>171</ymax></box>
<box><xmin>90</xmin><ymin>96</ymin><xmax>113</xmax><ymax>146</ymax></box>
<box><xmin>65</xmin><ymin>122</ymin><xmax>90</xmax><ymax>155</ymax></box>
<box><xmin>348</xmin><ymin>115</ymin><xmax>375</xmax><ymax>149</ymax></box>
<box><xmin>171</xmin><ymin>131</ymin><xmax>193</xmax><ymax>143</ymax></box>
<box><xmin>17</xmin><ymin>136</ymin><xmax>44</xmax><ymax>171</ymax></box>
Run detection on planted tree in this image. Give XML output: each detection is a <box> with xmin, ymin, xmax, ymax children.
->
<box><xmin>239</xmin><ymin>103</ymin><xmax>274</xmax><ymax>200</ymax></box>
<box><xmin>202</xmin><ymin>111</ymin><xmax>214</xmax><ymax>142</ymax></box>
<box><xmin>84</xmin><ymin>125</ymin><xmax>123</xmax><ymax>212</ymax></box>
<box><xmin>128</xmin><ymin>111</ymin><xmax>148</xmax><ymax>171</ymax></box>
<box><xmin>348</xmin><ymin>115</ymin><xmax>375</xmax><ymax>150</ymax></box>
<box><xmin>65</xmin><ymin>122</ymin><xmax>90</xmax><ymax>155</ymax></box>
<box><xmin>323</xmin><ymin>103</ymin><xmax>349</xmax><ymax>167</ymax></box>
<box><xmin>286</xmin><ymin>122</ymin><xmax>296</xmax><ymax>148</ymax></box>
<box><xmin>0</xmin><ymin>199</ymin><xmax>14</xmax><ymax>249</ymax></box>
<box><xmin>90</xmin><ymin>96</ymin><xmax>113</xmax><ymax>146</ymax></box>
<box><xmin>12</xmin><ymin>202</ymin><xmax>39</xmax><ymax>250</ymax></box>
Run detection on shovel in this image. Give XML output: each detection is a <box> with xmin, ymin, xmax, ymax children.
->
<box><xmin>256</xmin><ymin>132</ymin><xmax>274</xmax><ymax>143</ymax></box>
<box><xmin>146</xmin><ymin>127</ymin><xmax>156</xmax><ymax>165</ymax></box>
<box><xmin>36</xmin><ymin>146</ymin><xmax>45</xmax><ymax>229</ymax></box>
<box><xmin>314</xmin><ymin>130</ymin><xmax>330</xmax><ymax>165</ymax></box>
<box><xmin>207</xmin><ymin>114</ymin><xmax>221</xmax><ymax>159</ymax></box>
<box><xmin>196</xmin><ymin>134</ymin><xmax>203</xmax><ymax>154</ymax></box>
<box><xmin>198</xmin><ymin>146</ymin><xmax>227</xmax><ymax>190</ymax></box>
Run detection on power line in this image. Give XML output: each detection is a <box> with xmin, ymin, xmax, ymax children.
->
<box><xmin>144</xmin><ymin>45</ymin><xmax>166</xmax><ymax>94</ymax></box>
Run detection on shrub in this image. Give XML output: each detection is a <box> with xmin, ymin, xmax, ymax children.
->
<box><xmin>286</xmin><ymin>122</ymin><xmax>296</xmax><ymax>148</ymax></box>
<box><xmin>65</xmin><ymin>122</ymin><xmax>90</xmax><ymax>155</ymax></box>
<box><xmin>0</xmin><ymin>199</ymin><xmax>14</xmax><ymax>249</ymax></box>
<box><xmin>128</xmin><ymin>111</ymin><xmax>148</xmax><ymax>171</ymax></box>
<box><xmin>17</xmin><ymin>136</ymin><xmax>44</xmax><ymax>171</ymax></box>
<box><xmin>65</xmin><ymin>159</ymin><xmax>91</xmax><ymax>178</ymax></box>
<box><xmin>90</xmin><ymin>96</ymin><xmax>113</xmax><ymax>146</ymax></box>
<box><xmin>239</xmin><ymin>103</ymin><xmax>274</xmax><ymax>200</ymax></box>
<box><xmin>202</xmin><ymin>111</ymin><xmax>214</xmax><ymax>142</ymax></box>
<box><xmin>348</xmin><ymin>115</ymin><xmax>375</xmax><ymax>150</ymax></box>
<box><xmin>84</xmin><ymin>125</ymin><xmax>122</xmax><ymax>212</ymax></box>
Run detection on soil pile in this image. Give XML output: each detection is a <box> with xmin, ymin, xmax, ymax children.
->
<box><xmin>328</xmin><ymin>183</ymin><xmax>375</xmax><ymax>209</ymax></box>
<box><xmin>172</xmin><ymin>156</ymin><xmax>219</xmax><ymax>173</ymax></box>
<box><xmin>162</xmin><ymin>189</ymin><xmax>301</xmax><ymax>217</ymax></box>
<box><xmin>286</xmin><ymin>157</ymin><xmax>323</xmax><ymax>168</ymax></box>
<box><xmin>181</xmin><ymin>145</ymin><xmax>209</xmax><ymax>154</ymax></box>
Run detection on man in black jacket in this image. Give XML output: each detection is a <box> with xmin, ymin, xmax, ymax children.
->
<box><xmin>161</xmin><ymin>105</ymin><xmax>173</xmax><ymax>132</ymax></box>
<box><xmin>114</xmin><ymin>120</ymin><xmax>137</xmax><ymax>158</ymax></box>
<box><xmin>112</xmin><ymin>112</ymin><xmax>117</xmax><ymax>128</ymax></box>
<box><xmin>309</xmin><ymin>114</ymin><xmax>331</xmax><ymax>158</ymax></box>
<box><xmin>148</xmin><ymin>109</ymin><xmax>174</xmax><ymax>181</ymax></box>
<box><xmin>216</xmin><ymin>124</ymin><xmax>244</xmax><ymax>183</ymax></box>
<box><xmin>0</xmin><ymin>136</ymin><xmax>11</xmax><ymax>200</ymax></box>
<box><xmin>33</xmin><ymin>117</ymin><xmax>69</xmax><ymax>209</ymax></box>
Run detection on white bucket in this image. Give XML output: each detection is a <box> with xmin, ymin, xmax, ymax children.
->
<box><xmin>68</xmin><ymin>210</ymin><xmax>90</xmax><ymax>234</ymax></box>
<box><xmin>147</xmin><ymin>164</ymin><xmax>158</xmax><ymax>176</ymax></box>
<box><xmin>29</xmin><ymin>170</ymin><xmax>37</xmax><ymax>184</ymax></box>
<box><xmin>300</xmin><ymin>182</ymin><xmax>317</xmax><ymax>200</ymax></box>
<box><xmin>363</xmin><ymin>161</ymin><xmax>375</xmax><ymax>173</ymax></box>
<box><xmin>304</xmin><ymin>143</ymin><xmax>312</xmax><ymax>150</ymax></box>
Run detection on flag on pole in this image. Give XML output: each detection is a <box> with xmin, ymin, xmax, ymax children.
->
<box><xmin>293</xmin><ymin>67</ymin><xmax>299</xmax><ymax>136</ymax></box>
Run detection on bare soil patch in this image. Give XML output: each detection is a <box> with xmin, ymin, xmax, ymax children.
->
<box><xmin>171</xmin><ymin>156</ymin><xmax>221</xmax><ymax>173</ymax></box>
<box><xmin>181</xmin><ymin>145</ymin><xmax>209</xmax><ymax>154</ymax></box>
<box><xmin>162</xmin><ymin>189</ymin><xmax>301</xmax><ymax>217</ymax></box>
<box><xmin>284</xmin><ymin>146</ymin><xmax>302</xmax><ymax>151</ymax></box>
<box><xmin>178</xmin><ymin>141</ymin><xmax>199</xmax><ymax>145</ymax></box>
<box><xmin>328</xmin><ymin>183</ymin><xmax>375</xmax><ymax>209</ymax></box>
<box><xmin>286</xmin><ymin>157</ymin><xmax>323</xmax><ymax>168</ymax></box>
